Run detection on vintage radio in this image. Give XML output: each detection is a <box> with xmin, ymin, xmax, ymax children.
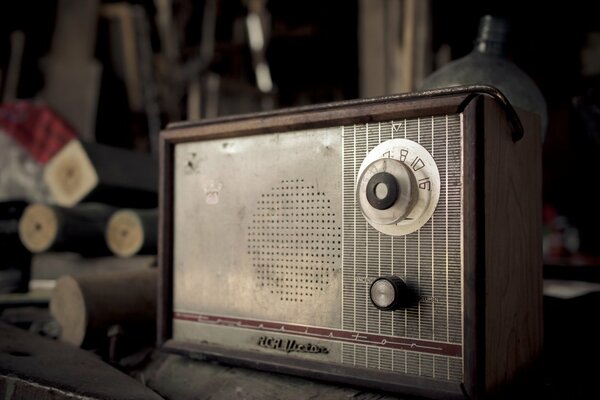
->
<box><xmin>158</xmin><ymin>86</ymin><xmax>542</xmax><ymax>399</ymax></box>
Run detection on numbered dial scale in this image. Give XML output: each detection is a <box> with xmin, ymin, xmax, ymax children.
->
<box><xmin>356</xmin><ymin>139</ymin><xmax>440</xmax><ymax>236</ymax></box>
<box><xmin>159</xmin><ymin>89</ymin><xmax>543</xmax><ymax>400</ymax></box>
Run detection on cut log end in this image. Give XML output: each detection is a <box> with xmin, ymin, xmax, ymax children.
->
<box><xmin>49</xmin><ymin>268</ymin><xmax>157</xmax><ymax>348</ymax></box>
<box><xmin>49</xmin><ymin>275</ymin><xmax>87</xmax><ymax>347</ymax></box>
<box><xmin>106</xmin><ymin>210</ymin><xmax>144</xmax><ymax>258</ymax></box>
<box><xmin>44</xmin><ymin>140</ymin><xmax>98</xmax><ymax>207</ymax></box>
<box><xmin>18</xmin><ymin>203</ymin><xmax>59</xmax><ymax>253</ymax></box>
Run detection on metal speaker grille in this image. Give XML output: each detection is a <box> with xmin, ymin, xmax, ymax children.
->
<box><xmin>248</xmin><ymin>178</ymin><xmax>341</xmax><ymax>302</ymax></box>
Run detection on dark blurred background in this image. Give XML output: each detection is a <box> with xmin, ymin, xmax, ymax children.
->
<box><xmin>3</xmin><ymin>0</ymin><xmax>599</xmax><ymax>265</ymax></box>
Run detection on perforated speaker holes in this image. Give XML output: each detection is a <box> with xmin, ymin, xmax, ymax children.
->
<box><xmin>247</xmin><ymin>179</ymin><xmax>341</xmax><ymax>302</ymax></box>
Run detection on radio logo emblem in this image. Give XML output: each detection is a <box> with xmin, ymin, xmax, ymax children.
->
<box><xmin>257</xmin><ymin>336</ymin><xmax>329</xmax><ymax>355</ymax></box>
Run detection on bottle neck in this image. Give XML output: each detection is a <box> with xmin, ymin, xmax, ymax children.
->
<box><xmin>473</xmin><ymin>15</ymin><xmax>509</xmax><ymax>57</ymax></box>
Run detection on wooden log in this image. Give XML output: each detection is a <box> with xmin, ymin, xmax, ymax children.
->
<box><xmin>0</xmin><ymin>200</ymin><xmax>31</xmax><ymax>293</ymax></box>
<box><xmin>43</xmin><ymin>139</ymin><xmax>158</xmax><ymax>208</ymax></box>
<box><xmin>0</xmin><ymin>200</ymin><xmax>29</xmax><ymax>255</ymax></box>
<box><xmin>18</xmin><ymin>202</ymin><xmax>115</xmax><ymax>256</ymax></box>
<box><xmin>106</xmin><ymin>208</ymin><xmax>158</xmax><ymax>257</ymax></box>
<box><xmin>49</xmin><ymin>267</ymin><xmax>157</xmax><ymax>348</ymax></box>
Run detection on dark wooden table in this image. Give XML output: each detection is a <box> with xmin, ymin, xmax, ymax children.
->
<box><xmin>2</xmin><ymin>289</ymin><xmax>600</xmax><ymax>400</ymax></box>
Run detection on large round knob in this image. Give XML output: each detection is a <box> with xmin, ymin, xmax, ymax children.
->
<box><xmin>369</xmin><ymin>276</ymin><xmax>412</xmax><ymax>311</ymax></box>
<box><xmin>356</xmin><ymin>139</ymin><xmax>440</xmax><ymax>236</ymax></box>
<box><xmin>357</xmin><ymin>157</ymin><xmax>417</xmax><ymax>227</ymax></box>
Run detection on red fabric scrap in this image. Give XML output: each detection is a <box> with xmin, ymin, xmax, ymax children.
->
<box><xmin>0</xmin><ymin>101</ymin><xmax>77</xmax><ymax>164</ymax></box>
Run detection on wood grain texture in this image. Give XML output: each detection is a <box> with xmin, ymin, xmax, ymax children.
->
<box><xmin>461</xmin><ymin>96</ymin><xmax>484</xmax><ymax>398</ymax></box>
<box><xmin>483</xmin><ymin>98</ymin><xmax>543</xmax><ymax>391</ymax></box>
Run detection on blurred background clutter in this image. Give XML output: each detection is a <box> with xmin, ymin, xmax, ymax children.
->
<box><xmin>1</xmin><ymin>0</ymin><xmax>600</xmax><ymax>399</ymax></box>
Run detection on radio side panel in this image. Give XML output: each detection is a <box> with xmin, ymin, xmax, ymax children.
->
<box><xmin>482</xmin><ymin>98</ymin><xmax>543</xmax><ymax>392</ymax></box>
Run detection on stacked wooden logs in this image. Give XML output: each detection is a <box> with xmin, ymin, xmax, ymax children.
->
<box><xmin>1</xmin><ymin>102</ymin><xmax>161</xmax><ymax>357</ymax></box>
<box><xmin>18</xmin><ymin>203</ymin><xmax>158</xmax><ymax>258</ymax></box>
<box><xmin>13</xmin><ymin>140</ymin><xmax>160</xmax><ymax>354</ymax></box>
<box><xmin>15</xmin><ymin>203</ymin><xmax>159</xmax><ymax>355</ymax></box>
<box><xmin>16</xmin><ymin>203</ymin><xmax>159</xmax><ymax>352</ymax></box>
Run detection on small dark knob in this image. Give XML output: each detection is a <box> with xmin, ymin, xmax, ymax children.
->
<box><xmin>366</xmin><ymin>172</ymin><xmax>399</xmax><ymax>210</ymax></box>
<box><xmin>369</xmin><ymin>276</ymin><xmax>411</xmax><ymax>311</ymax></box>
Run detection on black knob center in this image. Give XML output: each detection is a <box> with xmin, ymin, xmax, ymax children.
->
<box><xmin>366</xmin><ymin>172</ymin><xmax>399</xmax><ymax>210</ymax></box>
<box><xmin>369</xmin><ymin>276</ymin><xmax>413</xmax><ymax>311</ymax></box>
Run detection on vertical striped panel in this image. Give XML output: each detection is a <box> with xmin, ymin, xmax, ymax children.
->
<box><xmin>341</xmin><ymin>115</ymin><xmax>463</xmax><ymax>383</ymax></box>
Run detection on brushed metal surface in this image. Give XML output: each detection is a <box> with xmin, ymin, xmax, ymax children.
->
<box><xmin>174</xmin><ymin>128</ymin><xmax>343</xmax><ymax>328</ymax></box>
<box><xmin>172</xmin><ymin>114</ymin><xmax>463</xmax><ymax>381</ymax></box>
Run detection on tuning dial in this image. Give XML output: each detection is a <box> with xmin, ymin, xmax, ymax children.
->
<box><xmin>356</xmin><ymin>139</ymin><xmax>440</xmax><ymax>236</ymax></box>
<box><xmin>369</xmin><ymin>276</ymin><xmax>412</xmax><ymax>311</ymax></box>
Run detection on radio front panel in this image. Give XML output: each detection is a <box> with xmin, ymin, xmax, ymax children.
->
<box><xmin>160</xmin><ymin>88</ymin><xmax>543</xmax><ymax>400</ymax></box>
